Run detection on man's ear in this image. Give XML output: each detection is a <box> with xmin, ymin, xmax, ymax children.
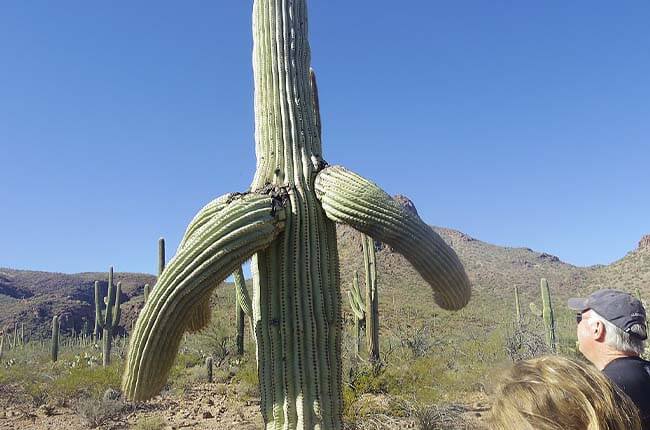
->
<box><xmin>593</xmin><ymin>320</ymin><xmax>606</xmax><ymax>341</ymax></box>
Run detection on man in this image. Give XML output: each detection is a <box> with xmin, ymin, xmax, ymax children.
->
<box><xmin>569</xmin><ymin>289</ymin><xmax>650</xmax><ymax>429</ymax></box>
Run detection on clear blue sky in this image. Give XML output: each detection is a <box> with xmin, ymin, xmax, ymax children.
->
<box><xmin>1</xmin><ymin>1</ymin><xmax>649</xmax><ymax>274</ymax></box>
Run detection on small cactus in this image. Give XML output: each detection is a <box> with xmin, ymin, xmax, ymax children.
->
<box><xmin>0</xmin><ymin>332</ymin><xmax>5</xmax><ymax>361</ymax></box>
<box><xmin>514</xmin><ymin>286</ymin><xmax>521</xmax><ymax>325</ymax></box>
<box><xmin>51</xmin><ymin>315</ymin><xmax>60</xmax><ymax>362</ymax></box>
<box><xmin>529</xmin><ymin>278</ymin><xmax>556</xmax><ymax>353</ymax></box>
<box><xmin>206</xmin><ymin>356</ymin><xmax>213</xmax><ymax>383</ymax></box>
<box><xmin>158</xmin><ymin>237</ymin><xmax>166</xmax><ymax>277</ymax></box>
<box><xmin>143</xmin><ymin>283</ymin><xmax>151</xmax><ymax>304</ymax></box>
<box><xmin>347</xmin><ymin>271</ymin><xmax>365</xmax><ymax>357</ymax></box>
<box><xmin>362</xmin><ymin>234</ymin><xmax>380</xmax><ymax>364</ymax></box>
<box><xmin>233</xmin><ymin>266</ymin><xmax>252</xmax><ymax>355</ymax></box>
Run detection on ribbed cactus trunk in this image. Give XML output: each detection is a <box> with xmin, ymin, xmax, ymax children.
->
<box><xmin>122</xmin><ymin>2</ymin><xmax>471</xmax><ymax>430</ymax></box>
<box><xmin>206</xmin><ymin>356</ymin><xmax>213</xmax><ymax>383</ymax></box>
<box><xmin>51</xmin><ymin>315</ymin><xmax>59</xmax><ymax>362</ymax></box>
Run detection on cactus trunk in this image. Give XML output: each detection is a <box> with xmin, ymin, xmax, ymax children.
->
<box><xmin>540</xmin><ymin>279</ymin><xmax>556</xmax><ymax>353</ymax></box>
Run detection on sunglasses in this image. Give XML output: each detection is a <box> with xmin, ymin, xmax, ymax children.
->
<box><xmin>576</xmin><ymin>313</ymin><xmax>583</xmax><ymax>324</ymax></box>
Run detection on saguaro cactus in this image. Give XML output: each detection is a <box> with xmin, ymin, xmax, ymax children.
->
<box><xmin>0</xmin><ymin>332</ymin><xmax>5</xmax><ymax>360</ymax></box>
<box><xmin>347</xmin><ymin>271</ymin><xmax>365</xmax><ymax>357</ymax></box>
<box><xmin>529</xmin><ymin>278</ymin><xmax>556</xmax><ymax>353</ymax></box>
<box><xmin>206</xmin><ymin>356</ymin><xmax>213</xmax><ymax>383</ymax></box>
<box><xmin>96</xmin><ymin>267</ymin><xmax>122</xmax><ymax>366</ymax></box>
<box><xmin>51</xmin><ymin>315</ymin><xmax>59</xmax><ymax>362</ymax></box>
<box><xmin>362</xmin><ymin>234</ymin><xmax>380</xmax><ymax>364</ymax></box>
<box><xmin>122</xmin><ymin>2</ymin><xmax>471</xmax><ymax>429</ymax></box>
<box><xmin>233</xmin><ymin>266</ymin><xmax>252</xmax><ymax>355</ymax></box>
<box><xmin>158</xmin><ymin>237</ymin><xmax>166</xmax><ymax>277</ymax></box>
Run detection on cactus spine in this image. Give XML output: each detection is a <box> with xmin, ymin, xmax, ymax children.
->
<box><xmin>96</xmin><ymin>267</ymin><xmax>122</xmax><ymax>366</ymax></box>
<box><xmin>347</xmin><ymin>271</ymin><xmax>365</xmax><ymax>357</ymax></box>
<box><xmin>233</xmin><ymin>266</ymin><xmax>252</xmax><ymax>355</ymax></box>
<box><xmin>529</xmin><ymin>278</ymin><xmax>556</xmax><ymax>353</ymax></box>
<box><xmin>51</xmin><ymin>315</ymin><xmax>59</xmax><ymax>362</ymax></box>
<box><xmin>362</xmin><ymin>234</ymin><xmax>380</xmax><ymax>364</ymax></box>
<box><xmin>122</xmin><ymin>2</ymin><xmax>471</xmax><ymax>428</ymax></box>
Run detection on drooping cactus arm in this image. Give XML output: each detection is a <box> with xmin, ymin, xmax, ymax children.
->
<box><xmin>123</xmin><ymin>191</ymin><xmax>288</xmax><ymax>401</ymax></box>
<box><xmin>315</xmin><ymin>165</ymin><xmax>471</xmax><ymax>310</ymax></box>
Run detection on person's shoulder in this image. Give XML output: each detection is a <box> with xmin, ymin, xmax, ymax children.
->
<box><xmin>604</xmin><ymin>357</ymin><xmax>650</xmax><ymax>381</ymax></box>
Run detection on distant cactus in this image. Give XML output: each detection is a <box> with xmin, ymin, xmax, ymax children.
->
<box><xmin>158</xmin><ymin>237</ymin><xmax>166</xmax><ymax>277</ymax></box>
<box><xmin>143</xmin><ymin>283</ymin><xmax>151</xmax><ymax>304</ymax></box>
<box><xmin>362</xmin><ymin>234</ymin><xmax>380</xmax><ymax>364</ymax></box>
<box><xmin>206</xmin><ymin>356</ymin><xmax>213</xmax><ymax>383</ymax></box>
<box><xmin>0</xmin><ymin>332</ymin><xmax>5</xmax><ymax>360</ymax></box>
<box><xmin>95</xmin><ymin>267</ymin><xmax>122</xmax><ymax>366</ymax></box>
<box><xmin>233</xmin><ymin>266</ymin><xmax>252</xmax><ymax>355</ymax></box>
<box><xmin>529</xmin><ymin>278</ymin><xmax>556</xmax><ymax>353</ymax></box>
<box><xmin>347</xmin><ymin>271</ymin><xmax>365</xmax><ymax>356</ymax></box>
<box><xmin>51</xmin><ymin>315</ymin><xmax>60</xmax><ymax>362</ymax></box>
<box><xmin>514</xmin><ymin>286</ymin><xmax>521</xmax><ymax>324</ymax></box>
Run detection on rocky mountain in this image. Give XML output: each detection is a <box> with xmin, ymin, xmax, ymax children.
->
<box><xmin>1</xmin><ymin>196</ymin><xmax>648</xmax><ymax>339</ymax></box>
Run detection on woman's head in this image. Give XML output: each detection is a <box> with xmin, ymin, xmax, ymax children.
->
<box><xmin>490</xmin><ymin>355</ymin><xmax>641</xmax><ymax>430</ymax></box>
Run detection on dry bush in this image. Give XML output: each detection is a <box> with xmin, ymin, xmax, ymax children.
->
<box><xmin>503</xmin><ymin>320</ymin><xmax>547</xmax><ymax>362</ymax></box>
<box><xmin>75</xmin><ymin>397</ymin><xmax>124</xmax><ymax>428</ymax></box>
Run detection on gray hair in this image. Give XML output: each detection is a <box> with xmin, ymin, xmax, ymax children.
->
<box><xmin>590</xmin><ymin>310</ymin><xmax>646</xmax><ymax>355</ymax></box>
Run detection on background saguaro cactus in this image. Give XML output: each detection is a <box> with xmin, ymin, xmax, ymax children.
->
<box><xmin>233</xmin><ymin>266</ymin><xmax>252</xmax><ymax>356</ymax></box>
<box><xmin>95</xmin><ymin>267</ymin><xmax>122</xmax><ymax>366</ymax></box>
<box><xmin>348</xmin><ymin>271</ymin><xmax>365</xmax><ymax>357</ymax></box>
<box><xmin>51</xmin><ymin>315</ymin><xmax>59</xmax><ymax>362</ymax></box>
<box><xmin>514</xmin><ymin>286</ymin><xmax>521</xmax><ymax>325</ymax></box>
<box><xmin>122</xmin><ymin>2</ymin><xmax>471</xmax><ymax>429</ymax></box>
<box><xmin>529</xmin><ymin>278</ymin><xmax>556</xmax><ymax>353</ymax></box>
<box><xmin>362</xmin><ymin>234</ymin><xmax>380</xmax><ymax>364</ymax></box>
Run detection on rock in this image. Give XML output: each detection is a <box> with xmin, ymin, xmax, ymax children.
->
<box><xmin>207</xmin><ymin>399</ymin><xmax>214</xmax><ymax>406</ymax></box>
<box><xmin>202</xmin><ymin>411</ymin><xmax>214</xmax><ymax>419</ymax></box>
<box><xmin>639</xmin><ymin>235</ymin><xmax>650</xmax><ymax>250</ymax></box>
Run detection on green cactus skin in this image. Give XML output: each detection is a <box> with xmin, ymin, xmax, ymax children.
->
<box><xmin>122</xmin><ymin>2</ymin><xmax>471</xmax><ymax>428</ymax></box>
<box><xmin>347</xmin><ymin>271</ymin><xmax>365</xmax><ymax>357</ymax></box>
<box><xmin>514</xmin><ymin>286</ymin><xmax>521</xmax><ymax>324</ymax></box>
<box><xmin>96</xmin><ymin>267</ymin><xmax>122</xmax><ymax>366</ymax></box>
<box><xmin>529</xmin><ymin>279</ymin><xmax>556</xmax><ymax>353</ymax></box>
<box><xmin>362</xmin><ymin>234</ymin><xmax>380</xmax><ymax>364</ymax></box>
<box><xmin>233</xmin><ymin>266</ymin><xmax>252</xmax><ymax>355</ymax></box>
<box><xmin>206</xmin><ymin>356</ymin><xmax>213</xmax><ymax>383</ymax></box>
<box><xmin>51</xmin><ymin>315</ymin><xmax>59</xmax><ymax>362</ymax></box>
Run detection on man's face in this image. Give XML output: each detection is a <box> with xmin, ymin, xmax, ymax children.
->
<box><xmin>576</xmin><ymin>309</ymin><xmax>599</xmax><ymax>361</ymax></box>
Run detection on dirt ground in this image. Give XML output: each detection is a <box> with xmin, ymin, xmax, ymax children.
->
<box><xmin>0</xmin><ymin>383</ymin><xmax>489</xmax><ymax>430</ymax></box>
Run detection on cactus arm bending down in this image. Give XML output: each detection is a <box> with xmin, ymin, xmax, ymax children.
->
<box><xmin>234</xmin><ymin>265</ymin><xmax>253</xmax><ymax>318</ymax></box>
<box><xmin>315</xmin><ymin>165</ymin><xmax>471</xmax><ymax>310</ymax></box>
<box><xmin>123</xmin><ymin>191</ymin><xmax>287</xmax><ymax>401</ymax></box>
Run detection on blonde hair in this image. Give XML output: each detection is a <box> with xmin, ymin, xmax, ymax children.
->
<box><xmin>490</xmin><ymin>355</ymin><xmax>641</xmax><ymax>430</ymax></box>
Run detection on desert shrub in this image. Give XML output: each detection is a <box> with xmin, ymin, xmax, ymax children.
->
<box><xmin>50</xmin><ymin>362</ymin><xmax>122</xmax><ymax>400</ymax></box>
<box><xmin>415</xmin><ymin>404</ymin><xmax>469</xmax><ymax>430</ymax></box>
<box><xmin>76</xmin><ymin>396</ymin><xmax>124</xmax><ymax>428</ymax></box>
<box><xmin>503</xmin><ymin>320</ymin><xmax>547</xmax><ymax>362</ymax></box>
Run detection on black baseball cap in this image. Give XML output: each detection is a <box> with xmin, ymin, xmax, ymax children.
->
<box><xmin>568</xmin><ymin>289</ymin><xmax>647</xmax><ymax>340</ymax></box>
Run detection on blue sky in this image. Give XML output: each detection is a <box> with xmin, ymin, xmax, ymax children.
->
<box><xmin>1</xmin><ymin>1</ymin><xmax>648</xmax><ymax>274</ymax></box>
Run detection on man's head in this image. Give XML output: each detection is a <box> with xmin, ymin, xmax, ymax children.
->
<box><xmin>568</xmin><ymin>289</ymin><xmax>647</xmax><ymax>366</ymax></box>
